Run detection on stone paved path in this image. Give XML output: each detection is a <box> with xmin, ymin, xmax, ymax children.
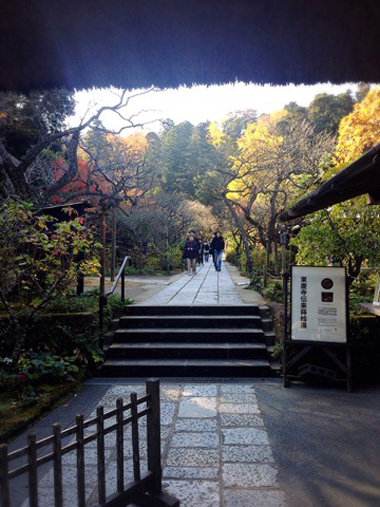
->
<box><xmin>144</xmin><ymin>262</ymin><xmax>243</xmax><ymax>305</ymax></box>
<box><xmin>21</xmin><ymin>382</ymin><xmax>286</xmax><ymax>507</ymax></box>
<box><xmin>18</xmin><ymin>264</ymin><xmax>287</xmax><ymax>506</ymax></box>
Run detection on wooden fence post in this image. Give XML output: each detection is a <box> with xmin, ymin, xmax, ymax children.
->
<box><xmin>27</xmin><ymin>434</ymin><xmax>38</xmax><ymax>507</ymax></box>
<box><xmin>116</xmin><ymin>398</ymin><xmax>124</xmax><ymax>493</ymax></box>
<box><xmin>97</xmin><ymin>406</ymin><xmax>106</xmax><ymax>505</ymax></box>
<box><xmin>0</xmin><ymin>444</ymin><xmax>10</xmax><ymax>507</ymax></box>
<box><xmin>146</xmin><ymin>378</ymin><xmax>162</xmax><ymax>495</ymax></box>
<box><xmin>53</xmin><ymin>423</ymin><xmax>63</xmax><ymax>507</ymax></box>
<box><xmin>76</xmin><ymin>415</ymin><xmax>85</xmax><ymax>507</ymax></box>
<box><xmin>131</xmin><ymin>392</ymin><xmax>141</xmax><ymax>482</ymax></box>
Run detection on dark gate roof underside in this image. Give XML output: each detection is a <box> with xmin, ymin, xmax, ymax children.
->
<box><xmin>0</xmin><ymin>0</ymin><xmax>380</xmax><ymax>92</ymax></box>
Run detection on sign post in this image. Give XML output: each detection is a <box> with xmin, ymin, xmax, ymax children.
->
<box><xmin>283</xmin><ymin>266</ymin><xmax>352</xmax><ymax>391</ymax></box>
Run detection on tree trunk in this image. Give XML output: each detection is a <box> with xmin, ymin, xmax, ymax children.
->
<box><xmin>264</xmin><ymin>240</ymin><xmax>270</xmax><ymax>288</ymax></box>
<box><xmin>223</xmin><ymin>194</ymin><xmax>254</xmax><ymax>274</ymax></box>
<box><xmin>273</xmin><ymin>241</ymin><xmax>279</xmax><ymax>276</ymax></box>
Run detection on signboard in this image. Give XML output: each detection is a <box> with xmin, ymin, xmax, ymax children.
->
<box><xmin>291</xmin><ymin>266</ymin><xmax>347</xmax><ymax>343</ymax></box>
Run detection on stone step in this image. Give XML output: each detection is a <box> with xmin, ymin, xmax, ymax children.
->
<box><xmin>107</xmin><ymin>341</ymin><xmax>268</xmax><ymax>360</ymax></box>
<box><xmin>118</xmin><ymin>315</ymin><xmax>262</xmax><ymax>329</ymax></box>
<box><xmin>113</xmin><ymin>328</ymin><xmax>266</xmax><ymax>343</ymax></box>
<box><xmin>123</xmin><ymin>304</ymin><xmax>262</xmax><ymax>316</ymax></box>
<box><xmin>100</xmin><ymin>358</ymin><xmax>273</xmax><ymax>377</ymax></box>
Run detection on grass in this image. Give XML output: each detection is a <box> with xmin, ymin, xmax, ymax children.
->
<box><xmin>0</xmin><ymin>380</ymin><xmax>83</xmax><ymax>443</ymax></box>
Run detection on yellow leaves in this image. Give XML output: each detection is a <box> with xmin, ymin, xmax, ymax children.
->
<box><xmin>335</xmin><ymin>87</ymin><xmax>380</xmax><ymax>164</ymax></box>
<box><xmin>207</xmin><ymin>122</ymin><xmax>227</xmax><ymax>148</ymax></box>
<box><xmin>37</xmin><ymin>220</ymin><xmax>48</xmax><ymax>229</ymax></box>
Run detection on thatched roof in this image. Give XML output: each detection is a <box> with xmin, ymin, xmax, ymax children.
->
<box><xmin>280</xmin><ymin>144</ymin><xmax>380</xmax><ymax>221</ymax></box>
<box><xmin>0</xmin><ymin>0</ymin><xmax>379</xmax><ymax>92</ymax></box>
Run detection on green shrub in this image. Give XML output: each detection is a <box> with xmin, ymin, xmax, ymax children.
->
<box><xmin>250</xmin><ymin>271</ymin><xmax>264</xmax><ymax>292</ymax></box>
<box><xmin>226</xmin><ymin>250</ymin><xmax>239</xmax><ymax>266</ymax></box>
<box><xmin>262</xmin><ymin>281</ymin><xmax>283</xmax><ymax>303</ymax></box>
<box><xmin>43</xmin><ymin>295</ymin><xmax>97</xmax><ymax>313</ymax></box>
<box><xmin>251</xmin><ymin>249</ymin><xmax>266</xmax><ymax>269</ymax></box>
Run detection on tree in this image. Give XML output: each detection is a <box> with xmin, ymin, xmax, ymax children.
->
<box><xmin>160</xmin><ymin>121</ymin><xmax>195</xmax><ymax>195</ymax></box>
<box><xmin>335</xmin><ymin>87</ymin><xmax>380</xmax><ymax>164</ymax></box>
<box><xmin>291</xmin><ymin>195</ymin><xmax>380</xmax><ymax>283</ymax></box>
<box><xmin>355</xmin><ymin>83</ymin><xmax>371</xmax><ymax>103</ymax></box>
<box><xmin>0</xmin><ymin>89</ymin><xmax>75</xmax><ymax>159</ymax></box>
<box><xmin>293</xmin><ymin>87</ymin><xmax>380</xmax><ymax>283</ymax></box>
<box><xmin>307</xmin><ymin>91</ymin><xmax>355</xmax><ymax>135</ymax></box>
<box><xmin>222</xmin><ymin>110</ymin><xmax>257</xmax><ymax>140</ymax></box>
<box><xmin>0</xmin><ymin>202</ymin><xmax>100</xmax><ymax>362</ymax></box>
<box><xmin>0</xmin><ymin>88</ymin><xmax>155</xmax><ymax>205</ymax></box>
<box><xmin>217</xmin><ymin>110</ymin><xmax>334</xmax><ymax>273</ymax></box>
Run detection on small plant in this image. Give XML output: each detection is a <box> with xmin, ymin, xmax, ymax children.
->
<box><xmin>262</xmin><ymin>281</ymin><xmax>284</xmax><ymax>303</ymax></box>
<box><xmin>44</xmin><ymin>295</ymin><xmax>97</xmax><ymax>313</ymax></box>
<box><xmin>17</xmin><ymin>351</ymin><xmax>80</xmax><ymax>383</ymax></box>
<box><xmin>250</xmin><ymin>271</ymin><xmax>264</xmax><ymax>292</ymax></box>
<box><xmin>18</xmin><ymin>385</ymin><xmax>40</xmax><ymax>407</ymax></box>
<box><xmin>271</xmin><ymin>340</ymin><xmax>283</xmax><ymax>359</ymax></box>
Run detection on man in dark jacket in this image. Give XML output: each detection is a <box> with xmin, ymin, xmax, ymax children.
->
<box><xmin>210</xmin><ymin>231</ymin><xmax>225</xmax><ymax>271</ymax></box>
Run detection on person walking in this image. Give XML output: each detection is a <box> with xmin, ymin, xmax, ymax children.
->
<box><xmin>210</xmin><ymin>231</ymin><xmax>225</xmax><ymax>271</ymax></box>
<box><xmin>183</xmin><ymin>233</ymin><xmax>198</xmax><ymax>276</ymax></box>
<box><xmin>198</xmin><ymin>241</ymin><xmax>204</xmax><ymax>265</ymax></box>
<box><xmin>204</xmin><ymin>242</ymin><xmax>210</xmax><ymax>263</ymax></box>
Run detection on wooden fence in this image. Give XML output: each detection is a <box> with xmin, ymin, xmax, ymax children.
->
<box><xmin>0</xmin><ymin>379</ymin><xmax>179</xmax><ymax>507</ymax></box>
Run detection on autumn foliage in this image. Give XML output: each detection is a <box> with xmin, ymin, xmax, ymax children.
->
<box><xmin>335</xmin><ymin>87</ymin><xmax>380</xmax><ymax>164</ymax></box>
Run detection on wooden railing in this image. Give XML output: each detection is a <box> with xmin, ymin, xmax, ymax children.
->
<box><xmin>99</xmin><ymin>256</ymin><xmax>130</xmax><ymax>331</ymax></box>
<box><xmin>0</xmin><ymin>379</ymin><xmax>179</xmax><ymax>507</ymax></box>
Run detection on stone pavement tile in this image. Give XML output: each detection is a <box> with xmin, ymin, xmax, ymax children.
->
<box><xmin>166</xmin><ymin>448</ymin><xmax>219</xmax><ymax>467</ymax></box>
<box><xmin>104</xmin><ymin>459</ymin><xmax>148</xmax><ymax>492</ymax></box>
<box><xmin>220</xmin><ymin>414</ymin><xmax>264</xmax><ymax>428</ymax></box>
<box><xmin>61</xmin><ymin>447</ymin><xmax>112</xmax><ymax>465</ymax></box>
<box><xmin>224</xmin><ymin>489</ymin><xmax>287</xmax><ymax>507</ymax></box>
<box><xmin>162</xmin><ymin>479</ymin><xmax>220</xmax><ymax>507</ymax></box>
<box><xmin>222</xmin><ymin>427</ymin><xmax>270</xmax><ymax>445</ymax></box>
<box><xmin>222</xmin><ymin>445</ymin><xmax>274</xmax><ymax>463</ymax></box>
<box><xmin>21</xmin><ymin>486</ymin><xmax>94</xmax><ymax>507</ymax></box>
<box><xmin>85</xmin><ymin>430</ymin><xmax>117</xmax><ymax>448</ymax></box>
<box><xmin>39</xmin><ymin>464</ymin><xmax>99</xmax><ymax>488</ymax></box>
<box><xmin>161</xmin><ymin>386</ymin><xmax>184</xmax><ymax>402</ymax></box>
<box><xmin>178</xmin><ymin>397</ymin><xmax>217</xmax><ymax>418</ymax></box>
<box><xmin>161</xmin><ymin>402</ymin><xmax>178</xmax><ymax>425</ymax></box>
<box><xmin>175</xmin><ymin>418</ymin><xmax>218</xmax><ymax>432</ymax></box>
<box><xmin>171</xmin><ymin>431</ymin><xmax>219</xmax><ymax>449</ymax></box>
<box><xmin>182</xmin><ymin>385</ymin><xmax>218</xmax><ymax>397</ymax></box>
<box><xmin>163</xmin><ymin>466</ymin><xmax>220</xmax><ymax>480</ymax></box>
<box><xmin>223</xmin><ymin>463</ymin><xmax>279</xmax><ymax>488</ymax></box>
<box><xmin>219</xmin><ymin>403</ymin><xmax>260</xmax><ymax>414</ymax></box>
<box><xmin>105</xmin><ymin>384</ymin><xmax>146</xmax><ymax>397</ymax></box>
<box><xmin>219</xmin><ymin>384</ymin><xmax>256</xmax><ymax>394</ymax></box>
<box><xmin>220</xmin><ymin>393</ymin><xmax>258</xmax><ymax>404</ymax></box>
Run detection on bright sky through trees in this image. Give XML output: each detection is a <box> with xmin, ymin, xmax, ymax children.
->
<box><xmin>70</xmin><ymin>81</ymin><xmax>366</xmax><ymax>134</ymax></box>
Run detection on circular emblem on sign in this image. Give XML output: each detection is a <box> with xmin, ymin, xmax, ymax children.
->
<box><xmin>321</xmin><ymin>278</ymin><xmax>334</xmax><ymax>290</ymax></box>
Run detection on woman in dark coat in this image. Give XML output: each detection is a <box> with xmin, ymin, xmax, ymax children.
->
<box><xmin>183</xmin><ymin>233</ymin><xmax>199</xmax><ymax>275</ymax></box>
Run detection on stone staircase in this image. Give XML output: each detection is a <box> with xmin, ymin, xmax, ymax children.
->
<box><xmin>100</xmin><ymin>305</ymin><xmax>279</xmax><ymax>377</ymax></box>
